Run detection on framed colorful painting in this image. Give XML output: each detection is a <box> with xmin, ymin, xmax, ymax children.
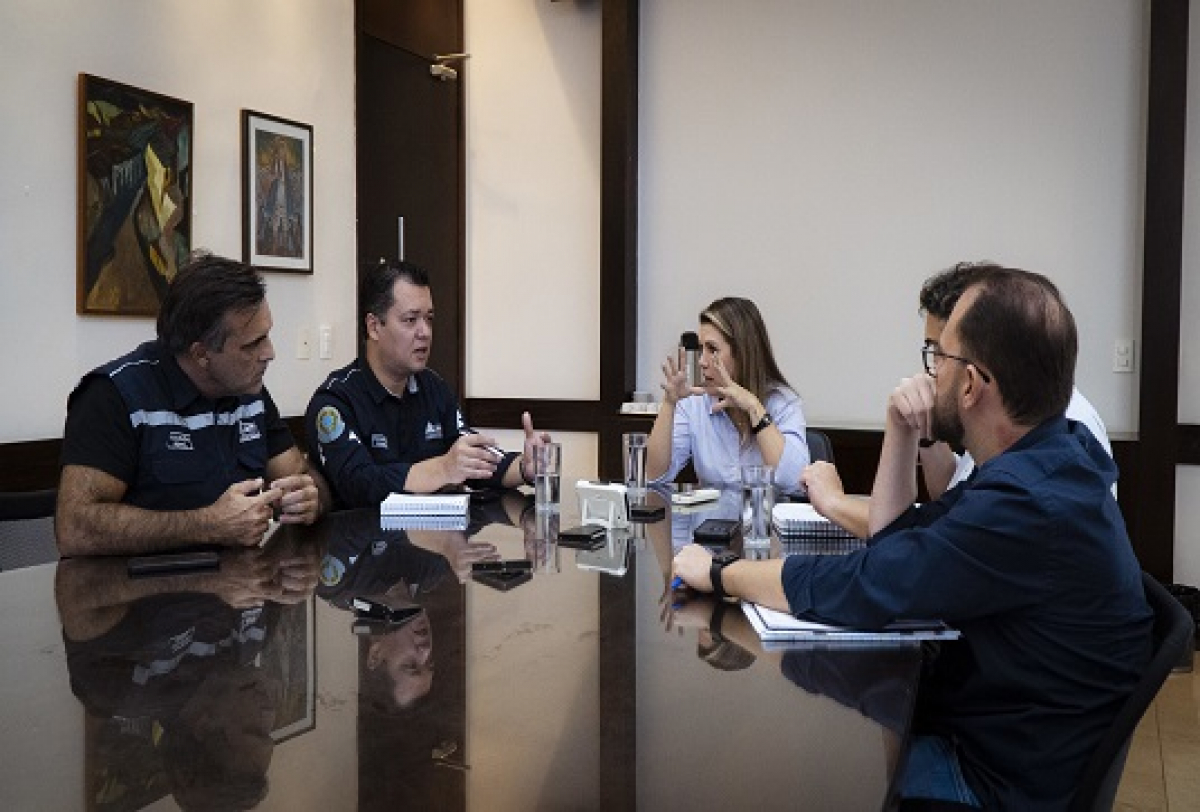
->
<box><xmin>77</xmin><ymin>74</ymin><xmax>193</xmax><ymax>316</ymax></box>
<box><xmin>242</xmin><ymin>110</ymin><xmax>313</xmax><ymax>273</ymax></box>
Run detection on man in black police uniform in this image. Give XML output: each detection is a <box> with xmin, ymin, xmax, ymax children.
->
<box><xmin>306</xmin><ymin>260</ymin><xmax>551</xmax><ymax>509</ymax></box>
<box><xmin>56</xmin><ymin>252</ymin><xmax>330</xmax><ymax>556</ymax></box>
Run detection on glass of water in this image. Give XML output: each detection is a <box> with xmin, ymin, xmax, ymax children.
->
<box><xmin>533</xmin><ymin>442</ymin><xmax>562</xmax><ymax>512</ymax></box>
<box><xmin>623</xmin><ymin>432</ymin><xmax>649</xmax><ymax>496</ymax></box>
<box><xmin>740</xmin><ymin>464</ymin><xmax>775</xmax><ymax>548</ymax></box>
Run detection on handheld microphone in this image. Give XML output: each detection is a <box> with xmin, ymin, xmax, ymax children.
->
<box><xmin>679</xmin><ymin>332</ymin><xmax>701</xmax><ymax>388</ymax></box>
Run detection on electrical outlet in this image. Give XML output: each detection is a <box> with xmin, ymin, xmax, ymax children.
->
<box><xmin>319</xmin><ymin>325</ymin><xmax>332</xmax><ymax>359</ymax></box>
<box><xmin>297</xmin><ymin>328</ymin><xmax>312</xmax><ymax>360</ymax></box>
<box><xmin>1112</xmin><ymin>338</ymin><xmax>1134</xmax><ymax>373</ymax></box>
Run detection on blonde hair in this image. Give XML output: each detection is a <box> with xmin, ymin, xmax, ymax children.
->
<box><xmin>699</xmin><ymin>297</ymin><xmax>792</xmax><ymax>411</ymax></box>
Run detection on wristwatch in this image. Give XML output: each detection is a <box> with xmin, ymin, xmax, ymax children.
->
<box><xmin>709</xmin><ymin>551</ymin><xmax>741</xmax><ymax>602</ymax></box>
<box><xmin>751</xmin><ymin>411</ymin><xmax>773</xmax><ymax>435</ymax></box>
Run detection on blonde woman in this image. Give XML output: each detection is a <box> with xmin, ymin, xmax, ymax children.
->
<box><xmin>646</xmin><ymin>297</ymin><xmax>809</xmax><ymax>494</ymax></box>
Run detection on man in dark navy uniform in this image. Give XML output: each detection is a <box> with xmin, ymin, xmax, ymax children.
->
<box><xmin>306</xmin><ymin>260</ymin><xmax>551</xmax><ymax>508</ymax></box>
<box><xmin>57</xmin><ymin>252</ymin><xmax>330</xmax><ymax>555</ymax></box>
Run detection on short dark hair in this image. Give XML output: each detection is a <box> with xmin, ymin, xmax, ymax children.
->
<box><xmin>918</xmin><ymin>261</ymin><xmax>1000</xmax><ymax>321</ymax></box>
<box><xmin>954</xmin><ymin>267</ymin><xmax>1077</xmax><ymax>426</ymax></box>
<box><xmin>157</xmin><ymin>252</ymin><xmax>266</xmax><ymax>354</ymax></box>
<box><xmin>359</xmin><ymin>259</ymin><xmax>431</xmax><ymax>327</ymax></box>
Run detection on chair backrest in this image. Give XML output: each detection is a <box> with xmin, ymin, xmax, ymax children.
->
<box><xmin>1068</xmin><ymin>572</ymin><xmax>1195</xmax><ymax>812</ymax></box>
<box><xmin>0</xmin><ymin>489</ymin><xmax>59</xmax><ymax>570</ymax></box>
<box><xmin>806</xmin><ymin>429</ymin><xmax>835</xmax><ymax>465</ymax></box>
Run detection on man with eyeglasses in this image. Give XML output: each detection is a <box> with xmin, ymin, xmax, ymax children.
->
<box><xmin>915</xmin><ymin>263</ymin><xmax>1111</xmax><ymax>501</ymax></box>
<box><xmin>804</xmin><ymin>262</ymin><xmax>1111</xmax><ymax>538</ymax></box>
<box><xmin>671</xmin><ymin>266</ymin><xmax>1152</xmax><ymax>810</ymax></box>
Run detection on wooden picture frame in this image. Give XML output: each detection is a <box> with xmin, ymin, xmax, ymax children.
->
<box><xmin>264</xmin><ymin>595</ymin><xmax>317</xmax><ymax>743</ymax></box>
<box><xmin>242</xmin><ymin>110</ymin><xmax>313</xmax><ymax>273</ymax></box>
<box><xmin>77</xmin><ymin>74</ymin><xmax>193</xmax><ymax>316</ymax></box>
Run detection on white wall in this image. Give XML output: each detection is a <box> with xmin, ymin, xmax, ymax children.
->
<box><xmin>465</xmin><ymin>0</ymin><xmax>602</xmax><ymax>401</ymax></box>
<box><xmin>638</xmin><ymin>0</ymin><xmax>1147</xmax><ymax>433</ymax></box>
<box><xmin>0</xmin><ymin>0</ymin><xmax>358</xmax><ymax>443</ymax></box>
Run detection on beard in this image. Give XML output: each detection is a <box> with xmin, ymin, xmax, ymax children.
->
<box><xmin>931</xmin><ymin>392</ymin><xmax>966</xmax><ymax>454</ymax></box>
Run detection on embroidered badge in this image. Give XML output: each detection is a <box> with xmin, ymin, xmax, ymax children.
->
<box><xmin>167</xmin><ymin>431</ymin><xmax>193</xmax><ymax>451</ymax></box>
<box><xmin>238</xmin><ymin>421</ymin><xmax>262</xmax><ymax>443</ymax></box>
<box><xmin>371</xmin><ymin>434</ymin><xmax>388</xmax><ymax>449</ymax></box>
<box><xmin>425</xmin><ymin>421</ymin><xmax>443</xmax><ymax>441</ymax></box>
<box><xmin>316</xmin><ymin>406</ymin><xmax>345</xmax><ymax>444</ymax></box>
<box><xmin>319</xmin><ymin>555</ymin><xmax>346</xmax><ymax>587</ymax></box>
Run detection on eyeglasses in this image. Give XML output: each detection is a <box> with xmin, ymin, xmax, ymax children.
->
<box><xmin>921</xmin><ymin>341</ymin><xmax>992</xmax><ymax>383</ymax></box>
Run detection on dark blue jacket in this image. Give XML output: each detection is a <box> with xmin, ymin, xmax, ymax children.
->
<box><xmin>781</xmin><ymin>417</ymin><xmax>1152</xmax><ymax>810</ymax></box>
<box><xmin>305</xmin><ymin>360</ymin><xmax>516</xmax><ymax>509</ymax></box>
<box><xmin>63</xmin><ymin>340</ymin><xmax>293</xmax><ymax>511</ymax></box>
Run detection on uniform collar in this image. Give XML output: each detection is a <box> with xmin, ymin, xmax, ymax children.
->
<box><xmin>154</xmin><ymin>341</ymin><xmax>208</xmax><ymax>412</ymax></box>
<box><xmin>361</xmin><ymin>359</ymin><xmax>421</xmax><ymax>405</ymax></box>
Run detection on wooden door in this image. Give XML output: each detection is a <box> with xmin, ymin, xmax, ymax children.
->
<box><xmin>356</xmin><ymin>0</ymin><xmax>464</xmax><ymax>396</ymax></box>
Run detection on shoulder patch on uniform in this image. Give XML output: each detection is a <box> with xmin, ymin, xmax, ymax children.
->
<box><xmin>319</xmin><ymin>555</ymin><xmax>346</xmax><ymax>587</ymax></box>
<box><xmin>316</xmin><ymin>406</ymin><xmax>345</xmax><ymax>444</ymax></box>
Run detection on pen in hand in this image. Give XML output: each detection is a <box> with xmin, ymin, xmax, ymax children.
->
<box><xmin>460</xmin><ymin>427</ymin><xmax>506</xmax><ymax>460</ymax></box>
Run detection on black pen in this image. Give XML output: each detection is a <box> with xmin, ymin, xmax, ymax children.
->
<box><xmin>460</xmin><ymin>427</ymin><xmax>506</xmax><ymax>460</ymax></box>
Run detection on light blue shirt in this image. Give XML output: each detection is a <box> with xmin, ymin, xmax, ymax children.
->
<box><xmin>651</xmin><ymin>387</ymin><xmax>810</xmax><ymax>494</ymax></box>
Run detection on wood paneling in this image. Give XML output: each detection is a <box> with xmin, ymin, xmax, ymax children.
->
<box><xmin>1134</xmin><ymin>0</ymin><xmax>1189</xmax><ymax>581</ymax></box>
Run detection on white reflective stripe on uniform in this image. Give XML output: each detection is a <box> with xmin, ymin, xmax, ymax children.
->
<box><xmin>128</xmin><ymin>399</ymin><xmax>266</xmax><ymax>430</ymax></box>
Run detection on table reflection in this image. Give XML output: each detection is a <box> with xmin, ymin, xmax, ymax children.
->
<box><xmin>55</xmin><ymin>535</ymin><xmax>319</xmax><ymax>811</ymax></box>
<box><xmin>7</xmin><ymin>482</ymin><xmax>923</xmax><ymax>811</ymax></box>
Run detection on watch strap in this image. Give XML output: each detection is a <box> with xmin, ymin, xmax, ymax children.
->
<box><xmin>751</xmin><ymin>411</ymin><xmax>773</xmax><ymax>435</ymax></box>
<box><xmin>709</xmin><ymin>553</ymin><xmax>740</xmax><ymax>602</ymax></box>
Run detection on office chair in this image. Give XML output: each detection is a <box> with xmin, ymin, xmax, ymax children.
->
<box><xmin>806</xmin><ymin>429</ymin><xmax>835</xmax><ymax>465</ymax></box>
<box><xmin>1067</xmin><ymin>571</ymin><xmax>1195</xmax><ymax>812</ymax></box>
<box><xmin>0</xmin><ymin>488</ymin><xmax>59</xmax><ymax>570</ymax></box>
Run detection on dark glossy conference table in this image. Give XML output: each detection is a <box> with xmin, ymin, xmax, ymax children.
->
<box><xmin>2</xmin><ymin>484</ymin><xmax>921</xmax><ymax>812</ymax></box>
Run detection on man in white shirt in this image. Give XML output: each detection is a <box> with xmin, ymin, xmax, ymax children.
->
<box><xmin>808</xmin><ymin>262</ymin><xmax>1113</xmax><ymax>536</ymax></box>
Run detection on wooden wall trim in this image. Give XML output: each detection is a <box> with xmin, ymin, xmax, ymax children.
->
<box><xmin>464</xmin><ymin>398</ymin><xmax>603</xmax><ymax>431</ymax></box>
<box><xmin>600</xmin><ymin>0</ymin><xmax>639</xmax><ymax>409</ymax></box>
<box><xmin>1179</xmin><ymin>424</ymin><xmax>1200</xmax><ymax>465</ymax></box>
<box><xmin>1134</xmin><ymin>0</ymin><xmax>1189</xmax><ymax>581</ymax></box>
<box><xmin>0</xmin><ymin>439</ymin><xmax>61</xmax><ymax>492</ymax></box>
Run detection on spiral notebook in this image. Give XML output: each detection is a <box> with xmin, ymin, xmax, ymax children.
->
<box><xmin>742</xmin><ymin>601</ymin><xmax>960</xmax><ymax>648</ymax></box>
<box><xmin>380</xmin><ymin>493</ymin><xmax>469</xmax><ymax>530</ymax></box>
<box><xmin>773</xmin><ymin>503</ymin><xmax>859</xmax><ymax>541</ymax></box>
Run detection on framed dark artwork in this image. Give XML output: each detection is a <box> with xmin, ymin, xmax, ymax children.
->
<box><xmin>77</xmin><ymin>74</ymin><xmax>193</xmax><ymax>316</ymax></box>
<box><xmin>242</xmin><ymin>110</ymin><xmax>313</xmax><ymax>273</ymax></box>
<box><xmin>263</xmin><ymin>596</ymin><xmax>317</xmax><ymax>743</ymax></box>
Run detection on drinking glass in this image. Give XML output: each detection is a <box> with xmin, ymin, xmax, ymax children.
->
<box><xmin>623</xmin><ymin>433</ymin><xmax>649</xmax><ymax>496</ymax></box>
<box><xmin>741</xmin><ymin>464</ymin><xmax>775</xmax><ymax>548</ymax></box>
<box><xmin>533</xmin><ymin>443</ymin><xmax>562</xmax><ymax>512</ymax></box>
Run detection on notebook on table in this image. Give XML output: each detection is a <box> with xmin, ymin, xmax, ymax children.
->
<box><xmin>742</xmin><ymin>601</ymin><xmax>960</xmax><ymax>650</ymax></box>
<box><xmin>773</xmin><ymin>503</ymin><xmax>864</xmax><ymax>555</ymax></box>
